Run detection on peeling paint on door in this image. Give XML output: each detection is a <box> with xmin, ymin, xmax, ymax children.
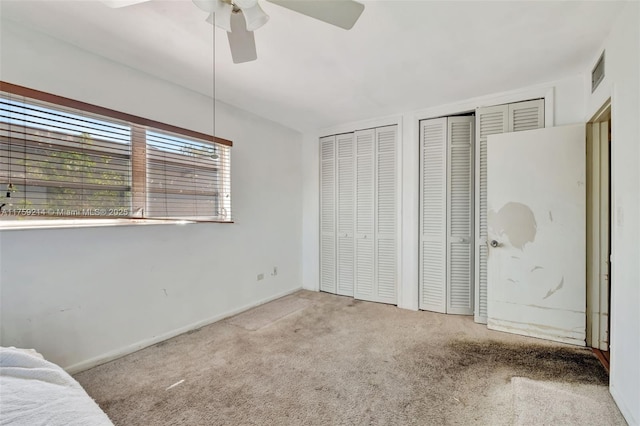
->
<box><xmin>486</xmin><ymin>125</ymin><xmax>586</xmax><ymax>345</ymax></box>
<box><xmin>543</xmin><ymin>277</ymin><xmax>565</xmax><ymax>300</ymax></box>
<box><xmin>488</xmin><ymin>202</ymin><xmax>537</xmax><ymax>250</ymax></box>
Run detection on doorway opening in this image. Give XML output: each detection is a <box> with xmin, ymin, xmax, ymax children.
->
<box><xmin>586</xmin><ymin>100</ymin><xmax>612</xmax><ymax>370</ymax></box>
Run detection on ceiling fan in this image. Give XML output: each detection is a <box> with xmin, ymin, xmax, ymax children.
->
<box><xmin>102</xmin><ymin>0</ymin><xmax>365</xmax><ymax>64</ymax></box>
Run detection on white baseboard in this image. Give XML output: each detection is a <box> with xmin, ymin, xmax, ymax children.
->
<box><xmin>65</xmin><ymin>287</ymin><xmax>303</xmax><ymax>374</ymax></box>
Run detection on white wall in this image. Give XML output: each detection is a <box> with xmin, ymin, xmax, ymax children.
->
<box><xmin>0</xmin><ymin>21</ymin><xmax>303</xmax><ymax>372</ymax></box>
<box><xmin>302</xmin><ymin>74</ymin><xmax>586</xmax><ymax>311</ymax></box>
<box><xmin>583</xmin><ymin>3</ymin><xmax>640</xmax><ymax>424</ymax></box>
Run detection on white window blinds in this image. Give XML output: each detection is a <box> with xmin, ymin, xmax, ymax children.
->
<box><xmin>0</xmin><ymin>82</ymin><xmax>231</xmax><ymax>223</ymax></box>
<box><xmin>145</xmin><ymin>130</ymin><xmax>230</xmax><ymax>220</ymax></box>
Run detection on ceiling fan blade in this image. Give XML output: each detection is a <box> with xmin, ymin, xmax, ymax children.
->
<box><xmin>101</xmin><ymin>0</ymin><xmax>151</xmax><ymax>8</ymax></box>
<box><xmin>266</xmin><ymin>0</ymin><xmax>364</xmax><ymax>30</ymax></box>
<box><xmin>227</xmin><ymin>12</ymin><xmax>258</xmax><ymax>64</ymax></box>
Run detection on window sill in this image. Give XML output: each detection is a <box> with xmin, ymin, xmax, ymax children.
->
<box><xmin>0</xmin><ymin>218</ymin><xmax>233</xmax><ymax>231</ymax></box>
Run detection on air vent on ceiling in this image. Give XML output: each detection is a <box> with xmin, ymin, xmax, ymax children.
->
<box><xmin>592</xmin><ymin>51</ymin><xmax>605</xmax><ymax>93</ymax></box>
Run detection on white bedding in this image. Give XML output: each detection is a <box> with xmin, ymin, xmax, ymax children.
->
<box><xmin>0</xmin><ymin>347</ymin><xmax>113</xmax><ymax>426</ymax></box>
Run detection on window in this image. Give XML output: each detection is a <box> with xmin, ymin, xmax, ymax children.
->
<box><xmin>0</xmin><ymin>82</ymin><xmax>231</xmax><ymax>224</ymax></box>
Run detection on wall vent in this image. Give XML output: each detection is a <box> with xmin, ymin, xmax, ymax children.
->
<box><xmin>592</xmin><ymin>51</ymin><xmax>605</xmax><ymax>93</ymax></box>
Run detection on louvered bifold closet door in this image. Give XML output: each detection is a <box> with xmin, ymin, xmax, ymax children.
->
<box><xmin>508</xmin><ymin>99</ymin><xmax>544</xmax><ymax>132</ymax></box>
<box><xmin>447</xmin><ymin>117</ymin><xmax>474</xmax><ymax>315</ymax></box>
<box><xmin>320</xmin><ymin>136</ymin><xmax>336</xmax><ymax>294</ymax></box>
<box><xmin>420</xmin><ymin>118</ymin><xmax>447</xmax><ymax>312</ymax></box>
<box><xmin>375</xmin><ymin>126</ymin><xmax>398</xmax><ymax>304</ymax></box>
<box><xmin>336</xmin><ymin>133</ymin><xmax>355</xmax><ymax>296</ymax></box>
<box><xmin>354</xmin><ymin>129</ymin><xmax>375</xmax><ymax>301</ymax></box>
<box><xmin>475</xmin><ymin>106</ymin><xmax>507</xmax><ymax>323</ymax></box>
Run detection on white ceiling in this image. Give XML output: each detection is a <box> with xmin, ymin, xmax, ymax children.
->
<box><xmin>0</xmin><ymin>0</ymin><xmax>625</xmax><ymax>132</ymax></box>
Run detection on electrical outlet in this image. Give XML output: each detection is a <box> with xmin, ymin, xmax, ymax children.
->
<box><xmin>271</xmin><ymin>266</ymin><xmax>278</xmax><ymax>276</ymax></box>
<box><xmin>257</xmin><ymin>273</ymin><xmax>264</xmax><ymax>281</ymax></box>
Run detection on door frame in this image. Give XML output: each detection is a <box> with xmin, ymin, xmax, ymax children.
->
<box><xmin>586</xmin><ymin>99</ymin><xmax>612</xmax><ymax>351</ymax></box>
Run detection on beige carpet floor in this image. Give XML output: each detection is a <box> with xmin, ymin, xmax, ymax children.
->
<box><xmin>75</xmin><ymin>290</ymin><xmax>624</xmax><ymax>425</ymax></box>
<box><xmin>511</xmin><ymin>377</ymin><xmax>626</xmax><ymax>425</ymax></box>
